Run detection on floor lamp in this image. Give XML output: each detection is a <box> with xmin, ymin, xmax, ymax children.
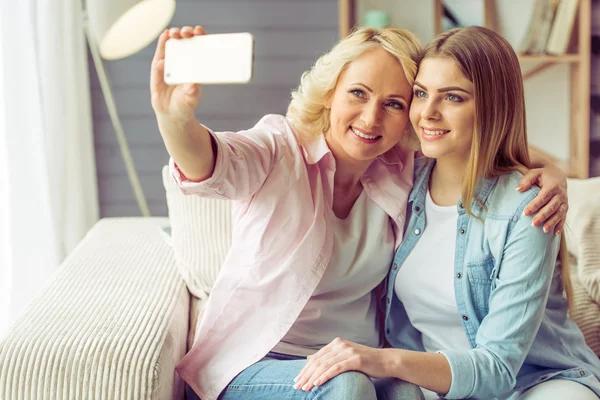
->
<box><xmin>83</xmin><ymin>0</ymin><xmax>176</xmax><ymax>217</ymax></box>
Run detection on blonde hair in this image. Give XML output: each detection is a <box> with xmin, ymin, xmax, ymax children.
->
<box><xmin>422</xmin><ymin>26</ymin><xmax>572</xmax><ymax>307</ymax></box>
<box><xmin>286</xmin><ymin>27</ymin><xmax>422</xmax><ymax>143</ymax></box>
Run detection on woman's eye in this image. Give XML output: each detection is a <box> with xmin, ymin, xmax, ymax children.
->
<box><xmin>350</xmin><ymin>89</ymin><xmax>365</xmax><ymax>98</ymax></box>
<box><xmin>386</xmin><ymin>101</ymin><xmax>404</xmax><ymax>110</ymax></box>
<box><xmin>414</xmin><ymin>89</ymin><xmax>426</xmax><ymax>98</ymax></box>
<box><xmin>446</xmin><ymin>93</ymin><xmax>464</xmax><ymax>102</ymax></box>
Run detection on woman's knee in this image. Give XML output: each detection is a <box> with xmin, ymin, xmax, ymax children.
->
<box><xmin>315</xmin><ymin>371</ymin><xmax>376</xmax><ymax>400</ymax></box>
<box><xmin>374</xmin><ymin>377</ymin><xmax>425</xmax><ymax>400</ymax></box>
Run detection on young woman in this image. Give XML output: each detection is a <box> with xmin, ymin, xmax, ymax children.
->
<box><xmin>151</xmin><ymin>26</ymin><xmax>569</xmax><ymax>400</ymax></box>
<box><xmin>294</xmin><ymin>26</ymin><xmax>600</xmax><ymax>400</ymax></box>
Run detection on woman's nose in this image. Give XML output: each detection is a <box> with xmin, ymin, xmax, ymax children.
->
<box><xmin>421</xmin><ymin>99</ymin><xmax>440</xmax><ymax>121</ymax></box>
<box><xmin>361</xmin><ymin>101</ymin><xmax>383</xmax><ymax>128</ymax></box>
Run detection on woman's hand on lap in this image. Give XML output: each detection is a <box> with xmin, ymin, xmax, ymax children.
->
<box><xmin>293</xmin><ymin>338</ymin><xmax>388</xmax><ymax>392</ymax></box>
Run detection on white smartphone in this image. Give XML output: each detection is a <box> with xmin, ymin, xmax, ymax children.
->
<box><xmin>164</xmin><ymin>32</ymin><xmax>255</xmax><ymax>85</ymax></box>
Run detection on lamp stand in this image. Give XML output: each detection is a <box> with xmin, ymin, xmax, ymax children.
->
<box><xmin>82</xmin><ymin>10</ymin><xmax>151</xmax><ymax>217</ymax></box>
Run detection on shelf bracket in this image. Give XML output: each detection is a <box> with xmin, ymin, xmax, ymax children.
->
<box><xmin>522</xmin><ymin>61</ymin><xmax>554</xmax><ymax>81</ymax></box>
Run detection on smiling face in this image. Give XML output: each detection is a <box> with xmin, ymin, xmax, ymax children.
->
<box><xmin>409</xmin><ymin>57</ymin><xmax>476</xmax><ymax>163</ymax></box>
<box><xmin>325</xmin><ymin>46</ymin><xmax>413</xmax><ymax>167</ymax></box>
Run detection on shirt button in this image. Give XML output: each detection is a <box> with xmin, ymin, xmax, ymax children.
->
<box><xmin>414</xmin><ymin>228</ymin><xmax>421</xmax><ymax>235</ymax></box>
<box><xmin>456</xmin><ymin>272</ymin><xmax>462</xmax><ymax>279</ymax></box>
<box><xmin>393</xmin><ymin>263</ymin><xmax>398</xmax><ymax>270</ymax></box>
<box><xmin>387</xmin><ymin>297</ymin><xmax>391</xmax><ymax>304</ymax></box>
<box><xmin>414</xmin><ymin>206</ymin><xmax>421</xmax><ymax>212</ymax></box>
<box><xmin>462</xmin><ymin>315</ymin><xmax>469</xmax><ymax>321</ymax></box>
<box><xmin>459</xmin><ymin>228</ymin><xmax>465</xmax><ymax>234</ymax></box>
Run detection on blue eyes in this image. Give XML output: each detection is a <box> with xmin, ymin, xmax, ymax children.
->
<box><xmin>387</xmin><ymin>101</ymin><xmax>403</xmax><ymax>110</ymax></box>
<box><xmin>349</xmin><ymin>89</ymin><xmax>404</xmax><ymax>110</ymax></box>
<box><xmin>413</xmin><ymin>89</ymin><xmax>464</xmax><ymax>103</ymax></box>
<box><xmin>446</xmin><ymin>94</ymin><xmax>463</xmax><ymax>102</ymax></box>
<box><xmin>414</xmin><ymin>89</ymin><xmax>427</xmax><ymax>98</ymax></box>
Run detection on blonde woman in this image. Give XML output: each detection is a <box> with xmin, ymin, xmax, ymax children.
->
<box><xmin>294</xmin><ymin>27</ymin><xmax>600</xmax><ymax>400</ymax></box>
<box><xmin>151</xmin><ymin>26</ymin><xmax>569</xmax><ymax>400</ymax></box>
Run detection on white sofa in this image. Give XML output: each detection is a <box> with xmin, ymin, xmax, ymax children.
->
<box><xmin>1</xmin><ymin>170</ymin><xmax>599</xmax><ymax>400</ymax></box>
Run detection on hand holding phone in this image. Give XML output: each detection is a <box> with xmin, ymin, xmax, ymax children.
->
<box><xmin>150</xmin><ymin>26</ymin><xmax>221</xmax><ymax>184</ymax></box>
<box><xmin>164</xmin><ymin>32</ymin><xmax>255</xmax><ymax>85</ymax></box>
<box><xmin>150</xmin><ymin>26</ymin><xmax>206</xmax><ymax>123</ymax></box>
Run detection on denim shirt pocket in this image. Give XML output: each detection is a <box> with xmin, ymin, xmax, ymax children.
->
<box><xmin>466</xmin><ymin>257</ymin><xmax>496</xmax><ymax>318</ymax></box>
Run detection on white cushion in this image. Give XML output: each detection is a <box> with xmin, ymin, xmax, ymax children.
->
<box><xmin>565</xmin><ymin>177</ymin><xmax>600</xmax><ymax>355</ymax></box>
<box><xmin>566</xmin><ymin>178</ymin><xmax>600</xmax><ymax>300</ymax></box>
<box><xmin>162</xmin><ymin>165</ymin><xmax>232</xmax><ymax>300</ymax></box>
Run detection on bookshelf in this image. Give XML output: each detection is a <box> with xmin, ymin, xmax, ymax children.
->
<box><xmin>339</xmin><ymin>0</ymin><xmax>591</xmax><ymax>178</ymax></box>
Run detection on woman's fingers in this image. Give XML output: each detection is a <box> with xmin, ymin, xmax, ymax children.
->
<box><xmin>150</xmin><ymin>30</ymin><xmax>169</xmax><ymax>91</ymax></box>
<box><xmin>295</xmin><ymin>351</ymin><xmax>337</xmax><ymax>391</ymax></box>
<box><xmin>294</xmin><ymin>347</ymin><xmax>331</xmax><ymax>385</ymax></box>
<box><xmin>554</xmin><ymin>207</ymin><xmax>567</xmax><ymax>235</ymax></box>
<box><xmin>524</xmin><ymin>186</ymin><xmax>554</xmax><ymax>218</ymax></box>
<box><xmin>301</xmin><ymin>354</ymin><xmax>345</xmax><ymax>391</ymax></box>
<box><xmin>517</xmin><ymin>169</ymin><xmax>542</xmax><ymax>192</ymax></box>
<box><xmin>152</xmin><ymin>30</ymin><xmax>169</xmax><ymax>65</ymax></box>
<box><xmin>174</xmin><ymin>25</ymin><xmax>206</xmax><ymax>39</ymax></box>
<box><xmin>294</xmin><ymin>344</ymin><xmax>335</xmax><ymax>388</ymax></box>
<box><xmin>180</xmin><ymin>26</ymin><xmax>194</xmax><ymax>38</ymax></box>
<box><xmin>532</xmin><ymin>195</ymin><xmax>563</xmax><ymax>232</ymax></box>
<box><xmin>530</xmin><ymin>190</ymin><xmax>560</xmax><ymax>226</ymax></box>
<box><xmin>542</xmin><ymin>203</ymin><xmax>568</xmax><ymax>235</ymax></box>
<box><xmin>169</xmin><ymin>27</ymin><xmax>181</xmax><ymax>38</ymax></box>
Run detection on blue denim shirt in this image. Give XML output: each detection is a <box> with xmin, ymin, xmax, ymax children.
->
<box><xmin>385</xmin><ymin>157</ymin><xmax>600</xmax><ymax>399</ymax></box>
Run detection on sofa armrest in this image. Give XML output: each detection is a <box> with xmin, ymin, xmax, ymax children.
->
<box><xmin>0</xmin><ymin>217</ymin><xmax>190</xmax><ymax>400</ymax></box>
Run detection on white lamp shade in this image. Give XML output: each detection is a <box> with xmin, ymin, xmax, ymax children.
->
<box><xmin>86</xmin><ymin>0</ymin><xmax>176</xmax><ymax>60</ymax></box>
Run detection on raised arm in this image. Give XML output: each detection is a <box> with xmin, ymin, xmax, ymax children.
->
<box><xmin>151</xmin><ymin>26</ymin><xmax>215</xmax><ymax>182</ymax></box>
<box><xmin>152</xmin><ymin>27</ymin><xmax>286</xmax><ymax>200</ymax></box>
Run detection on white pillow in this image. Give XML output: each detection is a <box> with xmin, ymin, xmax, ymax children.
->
<box><xmin>565</xmin><ymin>178</ymin><xmax>600</xmax><ymax>299</ymax></box>
<box><xmin>162</xmin><ymin>165</ymin><xmax>232</xmax><ymax>300</ymax></box>
<box><xmin>565</xmin><ymin>177</ymin><xmax>600</xmax><ymax>356</ymax></box>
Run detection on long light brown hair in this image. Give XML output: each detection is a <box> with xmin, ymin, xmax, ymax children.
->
<box><xmin>421</xmin><ymin>26</ymin><xmax>572</xmax><ymax>307</ymax></box>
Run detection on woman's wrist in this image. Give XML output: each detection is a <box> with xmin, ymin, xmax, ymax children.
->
<box><xmin>157</xmin><ymin>114</ymin><xmax>199</xmax><ymax>137</ymax></box>
<box><xmin>380</xmin><ymin>348</ymin><xmax>405</xmax><ymax>379</ymax></box>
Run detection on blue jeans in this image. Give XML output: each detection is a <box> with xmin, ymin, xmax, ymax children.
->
<box><xmin>186</xmin><ymin>352</ymin><xmax>424</xmax><ymax>400</ymax></box>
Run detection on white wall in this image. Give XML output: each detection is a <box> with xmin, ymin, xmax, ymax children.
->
<box><xmin>356</xmin><ymin>0</ymin><xmax>571</xmax><ymax>161</ymax></box>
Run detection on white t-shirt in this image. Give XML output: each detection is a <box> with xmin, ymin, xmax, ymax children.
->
<box><xmin>394</xmin><ymin>190</ymin><xmax>471</xmax><ymax>399</ymax></box>
<box><xmin>272</xmin><ymin>191</ymin><xmax>395</xmax><ymax>356</ymax></box>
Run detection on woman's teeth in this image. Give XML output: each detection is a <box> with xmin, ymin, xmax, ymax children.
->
<box><xmin>352</xmin><ymin>127</ymin><xmax>379</xmax><ymax>140</ymax></box>
<box><xmin>423</xmin><ymin>128</ymin><xmax>449</xmax><ymax>136</ymax></box>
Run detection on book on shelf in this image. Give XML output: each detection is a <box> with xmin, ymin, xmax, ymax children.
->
<box><xmin>546</xmin><ymin>0</ymin><xmax>580</xmax><ymax>55</ymax></box>
<box><xmin>518</xmin><ymin>0</ymin><xmax>560</xmax><ymax>55</ymax></box>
